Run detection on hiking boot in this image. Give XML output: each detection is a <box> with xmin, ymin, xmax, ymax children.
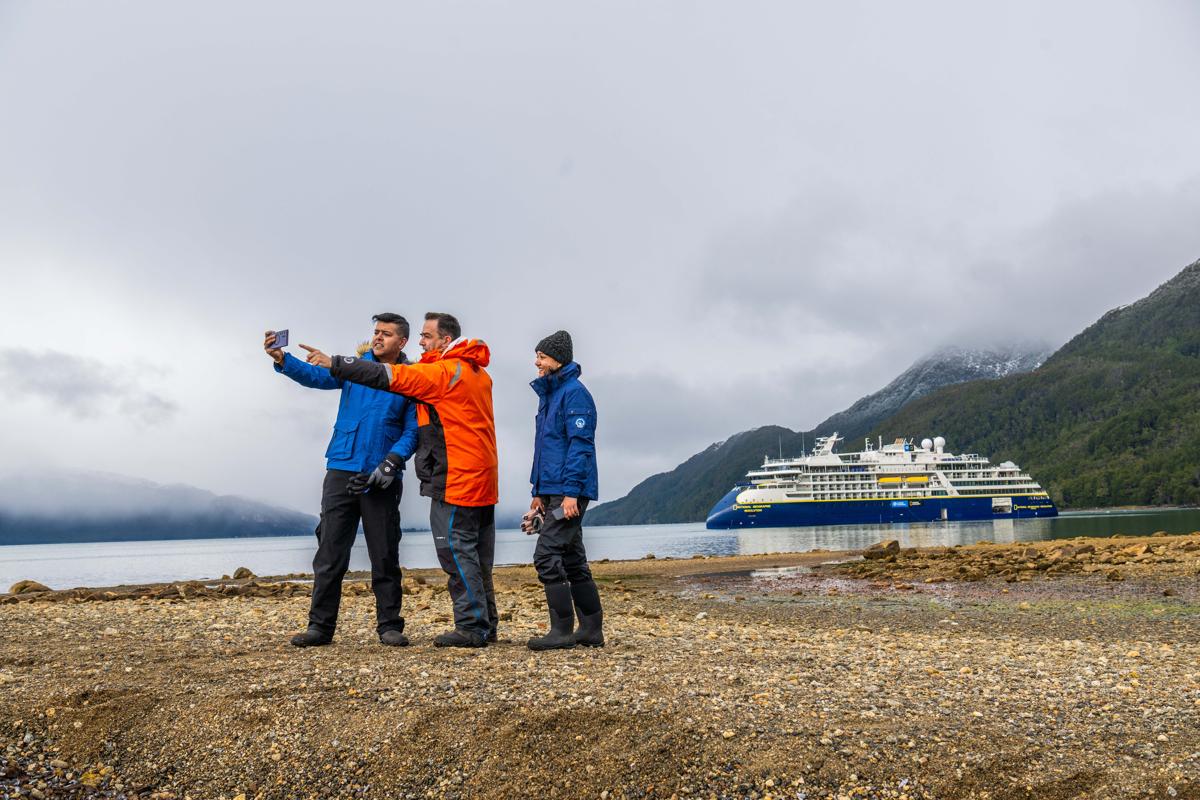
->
<box><xmin>571</xmin><ymin>580</ymin><xmax>605</xmax><ymax>648</ymax></box>
<box><xmin>486</xmin><ymin>630</ymin><xmax>498</xmax><ymax>643</ymax></box>
<box><xmin>433</xmin><ymin>629</ymin><xmax>487</xmax><ymax>648</ymax></box>
<box><xmin>527</xmin><ymin>582</ymin><xmax>577</xmax><ymax>651</ymax></box>
<box><xmin>379</xmin><ymin>630</ymin><xmax>409</xmax><ymax>647</ymax></box>
<box><xmin>290</xmin><ymin>626</ymin><xmax>333</xmax><ymax>648</ymax></box>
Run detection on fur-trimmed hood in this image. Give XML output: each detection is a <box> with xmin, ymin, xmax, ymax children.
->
<box><xmin>355</xmin><ymin>342</ymin><xmax>409</xmax><ymax>363</ymax></box>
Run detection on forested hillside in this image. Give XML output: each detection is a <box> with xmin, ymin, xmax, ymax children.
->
<box><xmin>586</xmin><ymin>427</ymin><xmax>803</xmax><ymax>526</ymax></box>
<box><xmin>872</xmin><ymin>259</ymin><xmax>1200</xmax><ymax>508</ymax></box>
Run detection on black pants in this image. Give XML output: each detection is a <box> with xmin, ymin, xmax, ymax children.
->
<box><xmin>533</xmin><ymin>495</ymin><xmax>592</xmax><ymax>585</ymax></box>
<box><xmin>309</xmin><ymin>469</ymin><xmax>404</xmax><ymax>636</ymax></box>
<box><xmin>429</xmin><ymin>499</ymin><xmax>497</xmax><ymax>638</ymax></box>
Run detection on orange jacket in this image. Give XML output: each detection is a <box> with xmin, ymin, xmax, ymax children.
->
<box><xmin>381</xmin><ymin>339</ymin><xmax>498</xmax><ymax>507</ymax></box>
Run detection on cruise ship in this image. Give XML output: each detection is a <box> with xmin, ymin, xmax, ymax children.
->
<box><xmin>705</xmin><ymin>434</ymin><xmax>1057</xmax><ymax>529</ymax></box>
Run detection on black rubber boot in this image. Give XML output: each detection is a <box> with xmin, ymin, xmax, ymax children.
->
<box><xmin>527</xmin><ymin>582</ymin><xmax>577</xmax><ymax>651</ymax></box>
<box><xmin>290</xmin><ymin>626</ymin><xmax>333</xmax><ymax>648</ymax></box>
<box><xmin>433</xmin><ymin>629</ymin><xmax>487</xmax><ymax>648</ymax></box>
<box><xmin>571</xmin><ymin>580</ymin><xmax>605</xmax><ymax>648</ymax></box>
<box><xmin>379</xmin><ymin>630</ymin><xmax>409</xmax><ymax>647</ymax></box>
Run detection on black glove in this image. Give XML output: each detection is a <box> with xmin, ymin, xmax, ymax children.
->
<box><xmin>346</xmin><ymin>472</ymin><xmax>371</xmax><ymax>495</ymax></box>
<box><xmin>366</xmin><ymin>453</ymin><xmax>404</xmax><ymax>492</ymax></box>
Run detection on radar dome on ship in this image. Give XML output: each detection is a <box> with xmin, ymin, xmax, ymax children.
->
<box><xmin>921</xmin><ymin>438</ymin><xmax>933</xmax><ymax>451</ymax></box>
<box><xmin>934</xmin><ymin>436</ymin><xmax>946</xmax><ymax>448</ymax></box>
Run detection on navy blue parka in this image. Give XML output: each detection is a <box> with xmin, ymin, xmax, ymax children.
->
<box><xmin>530</xmin><ymin>361</ymin><xmax>598</xmax><ymax>500</ymax></box>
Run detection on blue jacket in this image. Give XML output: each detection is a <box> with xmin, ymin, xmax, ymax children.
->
<box><xmin>530</xmin><ymin>361</ymin><xmax>598</xmax><ymax>500</ymax></box>
<box><xmin>275</xmin><ymin>350</ymin><xmax>418</xmax><ymax>473</ymax></box>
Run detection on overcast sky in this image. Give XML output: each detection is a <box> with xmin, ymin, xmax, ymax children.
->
<box><xmin>2</xmin><ymin>1</ymin><xmax>1199</xmax><ymax>521</ymax></box>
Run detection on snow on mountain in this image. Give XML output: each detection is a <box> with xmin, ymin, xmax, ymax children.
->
<box><xmin>810</xmin><ymin>343</ymin><xmax>1054</xmax><ymax>442</ymax></box>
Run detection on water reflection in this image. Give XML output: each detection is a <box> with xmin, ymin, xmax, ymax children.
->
<box><xmin>730</xmin><ymin>518</ymin><xmax>1040</xmax><ymax>555</ymax></box>
<box><xmin>723</xmin><ymin>508</ymin><xmax>1199</xmax><ymax>556</ymax></box>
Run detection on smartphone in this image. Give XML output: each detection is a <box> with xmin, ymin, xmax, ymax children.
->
<box><xmin>551</xmin><ymin>505</ymin><xmax>567</xmax><ymax>521</ymax></box>
<box><xmin>272</xmin><ymin>329</ymin><xmax>289</xmax><ymax>348</ymax></box>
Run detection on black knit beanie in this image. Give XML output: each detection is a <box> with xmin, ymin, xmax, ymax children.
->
<box><xmin>535</xmin><ymin>330</ymin><xmax>573</xmax><ymax>365</ymax></box>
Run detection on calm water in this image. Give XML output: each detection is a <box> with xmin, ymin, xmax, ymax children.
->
<box><xmin>3</xmin><ymin>508</ymin><xmax>1199</xmax><ymax>590</ymax></box>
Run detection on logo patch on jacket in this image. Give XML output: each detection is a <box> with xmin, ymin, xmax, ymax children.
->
<box><xmin>575</xmin><ymin>417</ymin><xmax>586</xmax><ymax>429</ymax></box>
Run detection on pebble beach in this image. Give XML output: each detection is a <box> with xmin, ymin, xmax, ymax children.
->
<box><xmin>2</xmin><ymin>533</ymin><xmax>1199</xmax><ymax>799</ymax></box>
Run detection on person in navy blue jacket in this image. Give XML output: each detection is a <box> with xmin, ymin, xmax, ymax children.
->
<box><xmin>264</xmin><ymin>314</ymin><xmax>418</xmax><ymax>648</ymax></box>
<box><xmin>524</xmin><ymin>330</ymin><xmax>605</xmax><ymax>651</ymax></box>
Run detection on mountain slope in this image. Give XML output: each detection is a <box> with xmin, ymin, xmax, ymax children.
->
<box><xmin>588</xmin><ymin>344</ymin><xmax>1051</xmax><ymax>526</ymax></box>
<box><xmin>588</xmin><ymin>426</ymin><xmax>805</xmax><ymax>526</ymax></box>
<box><xmin>811</xmin><ymin>343</ymin><xmax>1052</xmax><ymax>444</ymax></box>
<box><xmin>869</xmin><ymin>258</ymin><xmax>1200</xmax><ymax>508</ymax></box>
<box><xmin>0</xmin><ymin>471</ymin><xmax>318</xmax><ymax>545</ymax></box>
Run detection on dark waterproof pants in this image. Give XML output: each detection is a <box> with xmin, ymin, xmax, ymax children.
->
<box><xmin>533</xmin><ymin>495</ymin><xmax>593</xmax><ymax>585</ymax></box>
<box><xmin>430</xmin><ymin>499</ymin><xmax>497</xmax><ymax>639</ymax></box>
<box><xmin>308</xmin><ymin>469</ymin><xmax>404</xmax><ymax>636</ymax></box>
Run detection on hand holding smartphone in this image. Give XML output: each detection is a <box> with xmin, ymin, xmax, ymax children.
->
<box><xmin>264</xmin><ymin>329</ymin><xmax>289</xmax><ymax>365</ymax></box>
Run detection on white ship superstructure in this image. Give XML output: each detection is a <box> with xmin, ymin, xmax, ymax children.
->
<box><xmin>706</xmin><ymin>434</ymin><xmax>1057</xmax><ymax>528</ymax></box>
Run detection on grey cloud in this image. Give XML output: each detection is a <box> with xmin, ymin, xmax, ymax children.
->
<box><xmin>0</xmin><ymin>470</ymin><xmax>210</xmax><ymax>518</ymax></box>
<box><xmin>588</xmin><ymin>360</ymin><xmax>902</xmax><ymax>491</ymax></box>
<box><xmin>0</xmin><ymin>349</ymin><xmax>178</xmax><ymax>425</ymax></box>
<box><xmin>695</xmin><ymin>179</ymin><xmax>1200</xmax><ymax>351</ymax></box>
<box><xmin>696</xmin><ymin>187</ymin><xmax>935</xmax><ymax>332</ymax></box>
<box><xmin>2</xmin><ymin>2</ymin><xmax>1200</xmax><ymax>515</ymax></box>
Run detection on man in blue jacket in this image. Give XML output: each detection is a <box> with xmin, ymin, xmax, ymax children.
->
<box><xmin>524</xmin><ymin>330</ymin><xmax>605</xmax><ymax>651</ymax></box>
<box><xmin>264</xmin><ymin>313</ymin><xmax>418</xmax><ymax>648</ymax></box>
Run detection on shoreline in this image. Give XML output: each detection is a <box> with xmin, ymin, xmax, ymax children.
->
<box><xmin>2</xmin><ymin>549</ymin><xmax>844</xmax><ymax>600</ymax></box>
<box><xmin>3</xmin><ymin>534</ymin><xmax>1199</xmax><ymax>799</ymax></box>
<box><xmin>9</xmin><ymin>506</ymin><xmax>1200</xmax><ymax>594</ymax></box>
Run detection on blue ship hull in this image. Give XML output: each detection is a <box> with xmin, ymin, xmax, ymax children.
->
<box><xmin>705</xmin><ymin>487</ymin><xmax>1058</xmax><ymax>529</ymax></box>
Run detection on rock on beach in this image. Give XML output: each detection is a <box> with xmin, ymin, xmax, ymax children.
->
<box><xmin>862</xmin><ymin>539</ymin><xmax>900</xmax><ymax>559</ymax></box>
<box><xmin>7</xmin><ymin>580</ymin><xmax>51</xmax><ymax>595</ymax></box>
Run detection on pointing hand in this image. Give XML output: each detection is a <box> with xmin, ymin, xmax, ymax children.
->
<box><xmin>299</xmin><ymin>344</ymin><xmax>331</xmax><ymax>369</ymax></box>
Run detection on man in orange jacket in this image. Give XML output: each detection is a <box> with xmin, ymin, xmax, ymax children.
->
<box><xmin>302</xmin><ymin>312</ymin><xmax>499</xmax><ymax>648</ymax></box>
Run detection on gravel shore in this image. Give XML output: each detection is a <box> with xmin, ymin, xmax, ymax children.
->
<box><xmin>3</xmin><ymin>535</ymin><xmax>1199</xmax><ymax>799</ymax></box>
